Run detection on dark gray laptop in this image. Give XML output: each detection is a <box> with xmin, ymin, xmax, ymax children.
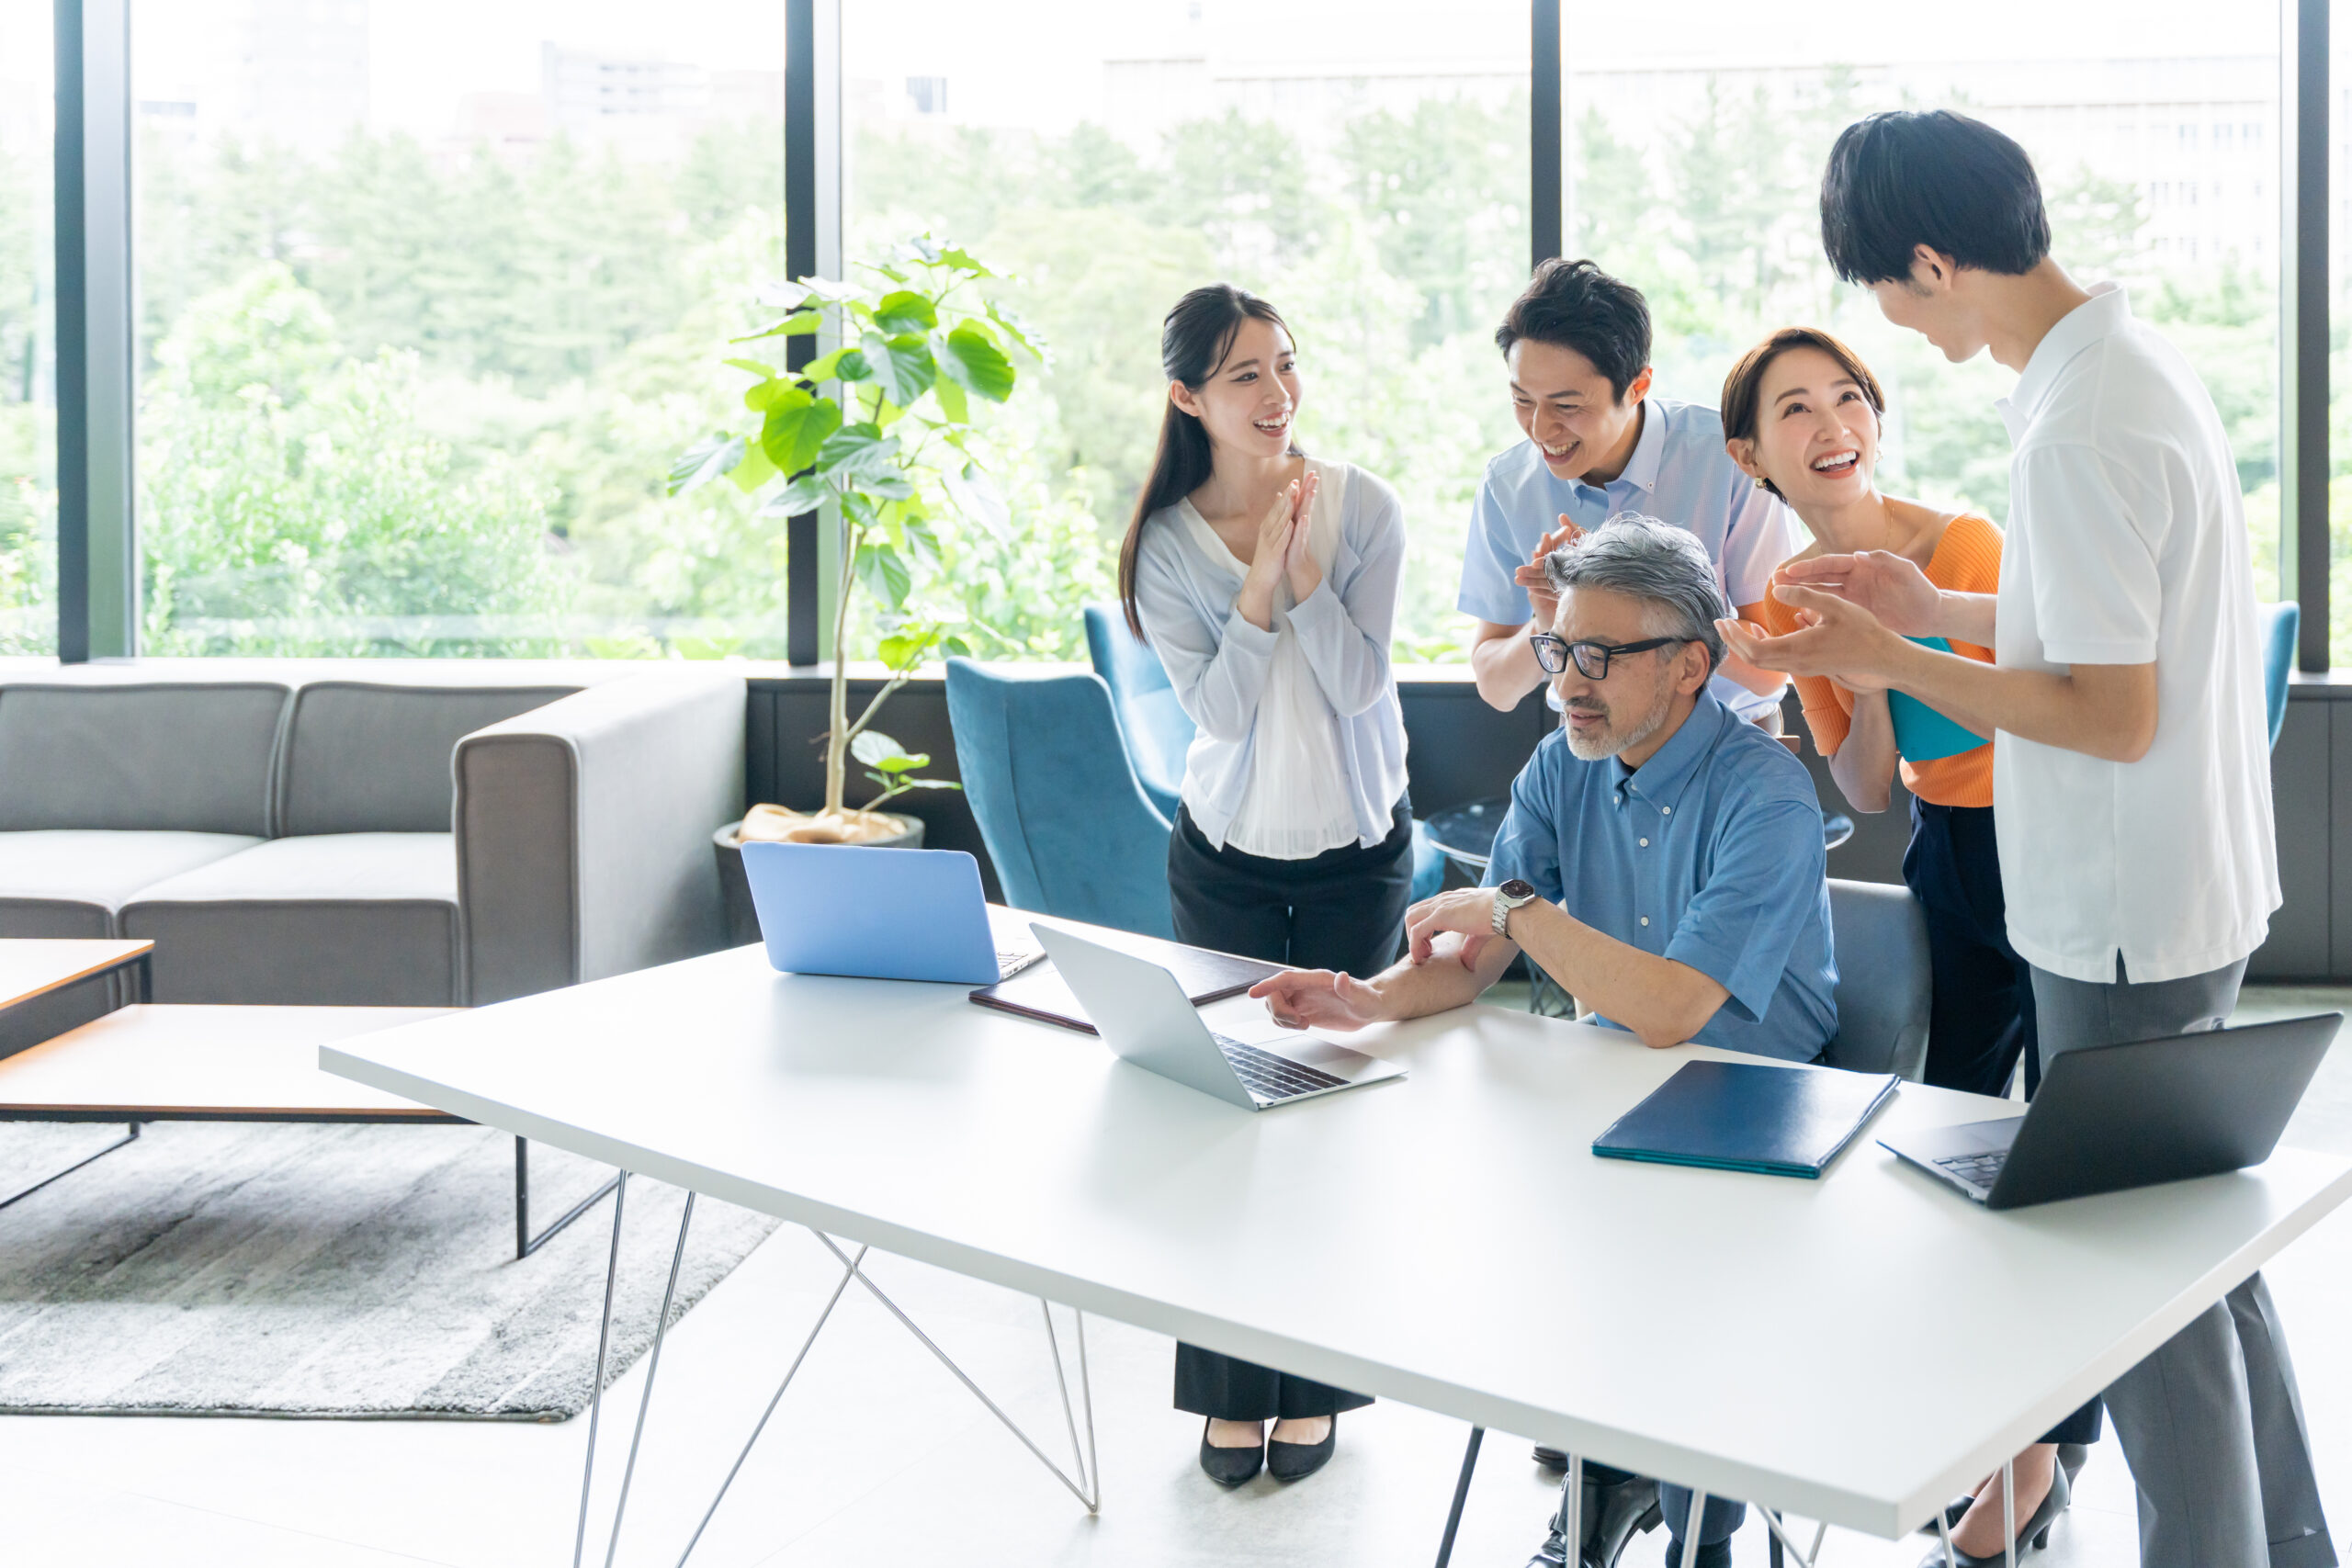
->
<box><xmin>1880</xmin><ymin>1013</ymin><xmax>2339</xmax><ymax>1211</ymax></box>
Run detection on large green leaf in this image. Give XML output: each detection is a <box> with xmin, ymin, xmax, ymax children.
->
<box><xmin>854</xmin><ymin>541</ymin><xmax>912</xmax><ymax>610</ymax></box>
<box><xmin>871</xmin><ymin>290</ymin><xmax>938</xmax><ymax>334</ymax></box>
<box><xmin>799</xmin><ymin>345</ymin><xmax>870</xmax><ymax>385</ymax></box>
<box><xmin>727</xmin><ymin>440</ymin><xmax>778</xmax><ymax>494</ymax></box>
<box><xmin>933</xmin><ymin>245</ymin><xmax>994</xmax><ymax>278</ymax></box>
<box><xmin>755</xmin><ymin>474</ymin><xmax>831</xmax><ymax>517</ymax></box>
<box><xmin>938</xmin><ymin>322</ymin><xmax>1016</xmax><ymax>402</ymax></box>
<box><xmin>862</xmin><ymin>332</ymin><xmax>937</xmax><ymax>410</ymax></box>
<box><xmin>931</xmin><ymin>374</ymin><xmax>968</xmax><ymax>425</ymax></box>
<box><xmin>761</xmin><ymin>395</ymin><xmax>842</xmax><ymax>474</ymax></box>
<box><xmin>730</xmin><ymin>310</ymin><xmax>821</xmax><ymax>343</ymax></box>
<box><xmin>984</xmin><ymin>299</ymin><xmax>1042</xmax><ymax>357</ymax></box>
<box><xmin>850</xmin><ymin>729</ymin><xmax>928</xmax><ymax>770</ymax></box>
<box><xmin>666</xmin><ymin>433</ymin><xmax>743</xmax><ymax>496</ymax></box>
<box><xmin>816</xmin><ymin>426</ymin><xmax>903</xmax><ymax>485</ymax></box>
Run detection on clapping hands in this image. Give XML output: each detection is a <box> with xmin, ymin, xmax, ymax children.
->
<box><xmin>1238</xmin><ymin>468</ymin><xmax>1321</xmax><ymax>629</ymax></box>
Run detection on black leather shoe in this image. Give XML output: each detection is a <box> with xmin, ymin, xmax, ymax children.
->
<box><xmin>1664</xmin><ymin>1539</ymin><xmax>1732</xmax><ymax>1568</ymax></box>
<box><xmin>1914</xmin><ymin>1462</ymin><xmax>2070</xmax><ymax>1566</ymax></box>
<box><xmin>1198</xmin><ymin>1419</ymin><xmax>1263</xmax><ymax>1485</ymax></box>
<box><xmin>1266</xmin><ymin>1415</ymin><xmax>1336</xmax><ymax>1481</ymax></box>
<box><xmin>1534</xmin><ymin>1445</ymin><xmax>1569</xmax><ymax>1470</ymax></box>
<box><xmin>1524</xmin><ymin>1472</ymin><xmax>1663</xmax><ymax>1568</ymax></box>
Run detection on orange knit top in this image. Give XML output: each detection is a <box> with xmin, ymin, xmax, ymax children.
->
<box><xmin>1756</xmin><ymin>512</ymin><xmax>2002</xmax><ymax>809</ymax></box>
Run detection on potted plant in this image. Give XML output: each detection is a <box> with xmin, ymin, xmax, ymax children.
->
<box><xmin>673</xmin><ymin>239</ymin><xmax>1030</xmax><ymax>931</ymax></box>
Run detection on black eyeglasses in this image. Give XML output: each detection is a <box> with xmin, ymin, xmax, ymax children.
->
<box><xmin>1529</xmin><ymin>633</ymin><xmax>1684</xmax><ymax>680</ymax></box>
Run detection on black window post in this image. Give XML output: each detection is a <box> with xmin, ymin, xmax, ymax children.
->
<box><xmin>784</xmin><ymin>0</ymin><xmax>841</xmax><ymax>667</ymax></box>
<box><xmin>2282</xmin><ymin>0</ymin><xmax>2329</xmax><ymax>670</ymax></box>
<box><xmin>1532</xmin><ymin>0</ymin><xmax>1563</xmax><ymax>273</ymax></box>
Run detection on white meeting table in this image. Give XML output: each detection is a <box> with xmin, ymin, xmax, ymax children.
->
<box><xmin>322</xmin><ymin>938</ymin><xmax>2352</xmax><ymax>1562</ymax></box>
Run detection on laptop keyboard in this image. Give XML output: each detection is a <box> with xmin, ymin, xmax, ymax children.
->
<box><xmin>1934</xmin><ymin>1150</ymin><xmax>2009</xmax><ymax>1190</ymax></box>
<box><xmin>994</xmin><ymin>946</ymin><xmax>1044</xmax><ymax>980</ymax></box>
<box><xmin>1214</xmin><ymin>1034</ymin><xmax>1348</xmax><ymax>1101</ymax></box>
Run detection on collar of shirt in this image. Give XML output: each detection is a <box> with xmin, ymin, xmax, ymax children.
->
<box><xmin>1997</xmin><ymin>282</ymin><xmax>2130</xmax><ymax>440</ymax></box>
<box><xmin>1579</xmin><ymin>396</ymin><xmax>1667</xmax><ymax>502</ymax></box>
<box><xmin>1610</xmin><ymin>693</ymin><xmax>1732</xmax><ymax>816</ymax></box>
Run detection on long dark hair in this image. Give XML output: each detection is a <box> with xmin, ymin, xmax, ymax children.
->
<box><xmin>1118</xmin><ymin>283</ymin><xmax>1297</xmax><ymax>638</ymax></box>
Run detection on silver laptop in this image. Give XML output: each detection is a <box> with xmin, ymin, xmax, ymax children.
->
<box><xmin>1032</xmin><ymin>924</ymin><xmax>1404</xmax><ymax>1110</ymax></box>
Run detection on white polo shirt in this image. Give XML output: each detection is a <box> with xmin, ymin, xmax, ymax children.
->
<box><xmin>1992</xmin><ymin>284</ymin><xmax>2279</xmax><ymax>984</ymax></box>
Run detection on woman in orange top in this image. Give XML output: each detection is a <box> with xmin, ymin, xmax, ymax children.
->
<box><xmin>1715</xmin><ymin>328</ymin><xmax>2098</xmax><ymax>1560</ymax></box>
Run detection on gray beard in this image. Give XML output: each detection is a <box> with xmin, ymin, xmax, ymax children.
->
<box><xmin>1565</xmin><ymin>690</ymin><xmax>1672</xmax><ymax>761</ymax></box>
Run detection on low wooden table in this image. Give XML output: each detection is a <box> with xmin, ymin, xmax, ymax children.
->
<box><xmin>0</xmin><ymin>1004</ymin><xmax>618</xmax><ymax>1257</ymax></box>
<box><xmin>0</xmin><ymin>938</ymin><xmax>153</xmax><ymax>1013</ymax></box>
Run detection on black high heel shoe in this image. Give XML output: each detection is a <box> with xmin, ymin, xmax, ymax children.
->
<box><xmin>1914</xmin><ymin>1461</ymin><xmax>2071</xmax><ymax>1566</ymax></box>
<box><xmin>1198</xmin><ymin>1418</ymin><xmax>1263</xmax><ymax>1485</ymax></box>
<box><xmin>1922</xmin><ymin>1446</ymin><xmax>2087</xmax><ymax>1538</ymax></box>
<box><xmin>1266</xmin><ymin>1414</ymin><xmax>1337</xmax><ymax>1481</ymax></box>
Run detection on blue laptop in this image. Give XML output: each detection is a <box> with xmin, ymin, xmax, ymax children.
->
<box><xmin>740</xmin><ymin>840</ymin><xmax>1045</xmax><ymax>985</ymax></box>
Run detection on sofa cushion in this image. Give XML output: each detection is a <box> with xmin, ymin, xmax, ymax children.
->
<box><xmin>0</xmin><ymin>829</ymin><xmax>266</xmax><ymax>938</ymax></box>
<box><xmin>121</xmin><ymin>833</ymin><xmax>459</xmax><ymax>1005</ymax></box>
<box><xmin>280</xmin><ymin>682</ymin><xmax>578</xmax><ymax>836</ymax></box>
<box><xmin>0</xmin><ymin>682</ymin><xmax>290</xmax><ymax>834</ymax></box>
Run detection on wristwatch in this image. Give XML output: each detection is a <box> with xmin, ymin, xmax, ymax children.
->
<box><xmin>1491</xmin><ymin>878</ymin><xmax>1540</xmax><ymax>938</ymax></box>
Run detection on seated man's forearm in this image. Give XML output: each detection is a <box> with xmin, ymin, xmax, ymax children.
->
<box><xmin>1510</xmin><ymin>900</ymin><xmax>1729</xmax><ymax>1047</ymax></box>
<box><xmin>1366</xmin><ymin>931</ymin><xmax>1514</xmax><ymax>1018</ymax></box>
<box><xmin>1884</xmin><ymin>641</ymin><xmax>2155</xmax><ymax>762</ymax></box>
<box><xmin>1932</xmin><ymin>589</ymin><xmax>1998</xmax><ymax>648</ymax></box>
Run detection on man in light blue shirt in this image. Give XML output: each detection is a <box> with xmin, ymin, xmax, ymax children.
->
<box><xmin>1463</xmin><ymin>259</ymin><xmax>1799</xmax><ymax>724</ymax></box>
<box><xmin>1255</xmin><ymin>514</ymin><xmax>1837</xmax><ymax>1568</ymax></box>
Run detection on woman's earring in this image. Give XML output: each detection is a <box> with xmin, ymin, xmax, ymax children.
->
<box><xmin>1752</xmin><ymin>476</ymin><xmax>1768</xmax><ymax>490</ymax></box>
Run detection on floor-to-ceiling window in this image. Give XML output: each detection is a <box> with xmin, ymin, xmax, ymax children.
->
<box><xmin>1565</xmin><ymin>1</ymin><xmax>2283</xmax><ymax>603</ymax></box>
<box><xmin>128</xmin><ymin>0</ymin><xmax>786</xmax><ymax>657</ymax></box>
<box><xmin>0</xmin><ymin>2</ymin><xmax>56</xmax><ymax>654</ymax></box>
<box><xmin>842</xmin><ymin>0</ymin><xmax>1532</xmax><ymax>662</ymax></box>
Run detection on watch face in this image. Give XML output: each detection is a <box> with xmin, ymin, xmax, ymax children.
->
<box><xmin>1498</xmin><ymin>878</ymin><xmax>1536</xmax><ymax>901</ymax></box>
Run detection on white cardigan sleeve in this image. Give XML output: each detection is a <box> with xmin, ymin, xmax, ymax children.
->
<box><xmin>1284</xmin><ymin>474</ymin><xmax>1404</xmax><ymax>719</ymax></box>
<box><xmin>1133</xmin><ymin>524</ymin><xmax>1278</xmax><ymax>744</ymax></box>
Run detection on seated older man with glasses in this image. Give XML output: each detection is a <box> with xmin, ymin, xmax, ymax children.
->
<box><xmin>1252</xmin><ymin>512</ymin><xmax>1838</xmax><ymax>1568</ymax></box>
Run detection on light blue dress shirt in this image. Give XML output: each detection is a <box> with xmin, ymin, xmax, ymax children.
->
<box><xmin>1457</xmin><ymin>397</ymin><xmax>1802</xmax><ymax>720</ymax></box>
<box><xmin>1482</xmin><ymin>694</ymin><xmax>1838</xmax><ymax>1062</ymax></box>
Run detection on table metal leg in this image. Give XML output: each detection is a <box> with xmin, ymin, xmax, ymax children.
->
<box><xmin>677</xmin><ymin>1239</ymin><xmax>870</xmax><ymax>1567</ymax></box>
<box><xmin>516</xmin><ymin>1135</ymin><xmax>622</xmax><ymax>1260</ymax></box>
<box><xmin>1936</xmin><ymin>1512</ymin><xmax>1961</xmax><ymax>1568</ymax></box>
<box><xmin>1760</xmin><ymin>1507</ymin><xmax>1822</xmax><ymax>1568</ymax></box>
<box><xmin>597</xmin><ymin>1192</ymin><xmax>695</xmax><ymax>1568</ymax></box>
<box><xmin>1563</xmin><ymin>1455</ymin><xmax>1584</xmax><ymax>1565</ymax></box>
<box><xmin>1041</xmin><ymin>1300</ymin><xmax>1100</xmax><ymax>1507</ymax></box>
<box><xmin>0</xmin><ymin>1122</ymin><xmax>141</xmax><ymax>1211</ymax></box>
<box><xmin>2003</xmin><ymin>1455</ymin><xmax>2016</xmax><ymax>1568</ymax></box>
<box><xmin>809</xmin><ymin>1228</ymin><xmax>1101</xmax><ymax>1511</ymax></box>
<box><xmin>572</xmin><ymin>1170</ymin><xmax>630</xmax><ymax>1568</ymax></box>
<box><xmin>1682</xmin><ymin>1487</ymin><xmax>1708</xmax><ymax>1568</ymax></box>
<box><xmin>1432</xmin><ymin>1427</ymin><xmax>1483</xmax><ymax>1568</ymax></box>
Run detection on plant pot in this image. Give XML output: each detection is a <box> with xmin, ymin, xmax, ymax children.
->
<box><xmin>713</xmin><ymin>812</ymin><xmax>927</xmax><ymax>948</ymax></box>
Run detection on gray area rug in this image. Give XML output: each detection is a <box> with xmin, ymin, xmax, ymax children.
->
<box><xmin>0</xmin><ymin>1121</ymin><xmax>779</xmax><ymax>1420</ymax></box>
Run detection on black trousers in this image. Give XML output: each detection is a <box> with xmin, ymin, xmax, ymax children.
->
<box><xmin>1165</xmin><ymin>796</ymin><xmax>1414</xmax><ymax>1423</ymax></box>
<box><xmin>1905</xmin><ymin>797</ymin><xmax>2103</xmax><ymax>1449</ymax></box>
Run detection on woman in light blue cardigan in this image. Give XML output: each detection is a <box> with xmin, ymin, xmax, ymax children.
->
<box><xmin>1117</xmin><ymin>283</ymin><xmax>1413</xmax><ymax>1489</ymax></box>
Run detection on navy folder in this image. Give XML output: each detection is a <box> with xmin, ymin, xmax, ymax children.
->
<box><xmin>1592</xmin><ymin>1060</ymin><xmax>1899</xmax><ymax>1179</ymax></box>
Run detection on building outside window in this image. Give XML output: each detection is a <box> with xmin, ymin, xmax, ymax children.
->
<box><xmin>0</xmin><ymin>2</ymin><xmax>55</xmax><ymax>654</ymax></box>
<box><xmin>1561</xmin><ymin>0</ymin><xmax>2283</xmax><ymax>627</ymax></box>
<box><xmin>127</xmin><ymin>0</ymin><xmax>787</xmax><ymax>657</ymax></box>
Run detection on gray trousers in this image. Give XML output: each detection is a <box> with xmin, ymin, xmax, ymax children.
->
<box><xmin>2031</xmin><ymin>957</ymin><xmax>2335</xmax><ymax>1568</ymax></box>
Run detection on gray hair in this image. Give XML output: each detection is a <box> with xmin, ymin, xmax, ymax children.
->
<box><xmin>1543</xmin><ymin>513</ymin><xmax>1727</xmax><ymax>673</ymax></box>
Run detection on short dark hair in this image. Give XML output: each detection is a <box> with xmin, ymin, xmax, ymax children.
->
<box><xmin>1820</xmin><ymin>110</ymin><xmax>2052</xmax><ymax>285</ymax></box>
<box><xmin>1494</xmin><ymin>258</ymin><xmax>1650</xmax><ymax>403</ymax></box>
<box><xmin>1719</xmin><ymin>327</ymin><xmax>1886</xmax><ymax>502</ymax></box>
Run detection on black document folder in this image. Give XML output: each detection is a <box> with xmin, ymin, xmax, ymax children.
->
<box><xmin>970</xmin><ymin>931</ymin><xmax>1281</xmax><ymax>1035</ymax></box>
<box><xmin>1592</xmin><ymin>1059</ymin><xmax>1899</xmax><ymax>1179</ymax></box>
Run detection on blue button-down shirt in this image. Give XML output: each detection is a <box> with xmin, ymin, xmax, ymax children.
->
<box><xmin>1483</xmin><ymin>694</ymin><xmax>1838</xmax><ymax>1061</ymax></box>
<box><xmin>1457</xmin><ymin>398</ymin><xmax>1801</xmax><ymax>720</ymax></box>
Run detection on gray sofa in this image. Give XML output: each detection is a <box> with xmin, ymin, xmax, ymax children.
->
<box><xmin>0</xmin><ymin>660</ymin><xmax>745</xmax><ymax>1051</ymax></box>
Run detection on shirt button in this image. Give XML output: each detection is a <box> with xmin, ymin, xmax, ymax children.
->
<box><xmin>1639</xmin><ymin>916</ymin><xmax>1649</xmax><ymax>926</ymax></box>
<box><xmin>1662</xmin><ymin>806</ymin><xmax>1672</xmax><ymax>816</ymax></box>
<box><xmin>1639</xmin><ymin>838</ymin><xmax>1649</xmax><ymax>847</ymax></box>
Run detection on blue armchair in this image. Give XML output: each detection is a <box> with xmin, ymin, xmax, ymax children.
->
<box><xmin>1080</xmin><ymin>604</ymin><xmax>1447</xmax><ymax>901</ymax></box>
<box><xmin>2259</xmin><ymin>601</ymin><xmax>2299</xmax><ymax>750</ymax></box>
<box><xmin>944</xmin><ymin>658</ymin><xmax>1176</xmax><ymax>940</ymax></box>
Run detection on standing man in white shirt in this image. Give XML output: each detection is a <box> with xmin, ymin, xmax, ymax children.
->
<box><xmin>1725</xmin><ymin>109</ymin><xmax>2325</xmax><ymax>1568</ymax></box>
<box><xmin>1461</xmin><ymin>259</ymin><xmax>1798</xmax><ymax>723</ymax></box>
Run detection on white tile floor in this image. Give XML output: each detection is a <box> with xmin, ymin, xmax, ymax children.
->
<box><xmin>3</xmin><ymin>987</ymin><xmax>2348</xmax><ymax>1568</ymax></box>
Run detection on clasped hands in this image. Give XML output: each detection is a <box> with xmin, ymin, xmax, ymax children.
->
<box><xmin>1716</xmin><ymin>549</ymin><xmax>1944</xmax><ymax>693</ymax></box>
<box><xmin>1248</xmin><ymin>886</ymin><xmax>1503</xmax><ymax>1031</ymax></box>
<box><xmin>1236</xmin><ymin>469</ymin><xmax>1323</xmax><ymax>630</ymax></box>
